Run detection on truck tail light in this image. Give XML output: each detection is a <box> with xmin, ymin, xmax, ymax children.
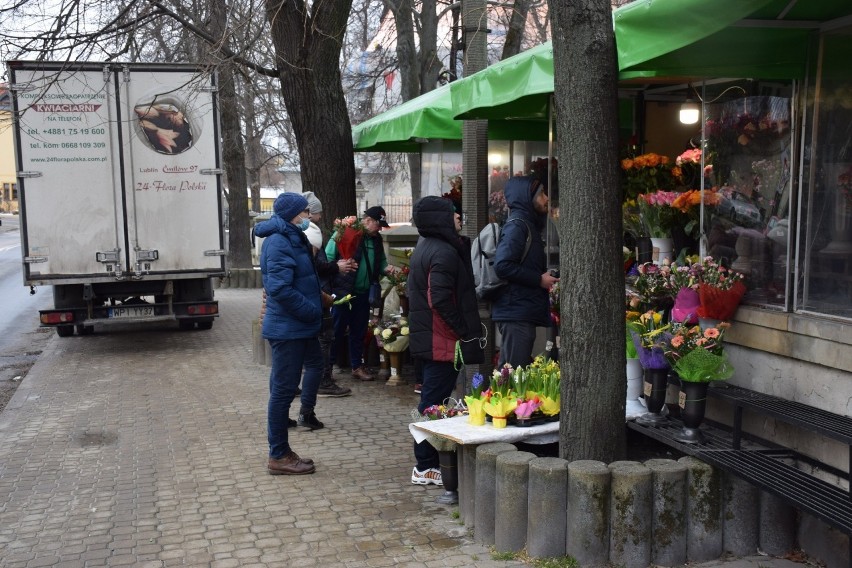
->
<box><xmin>187</xmin><ymin>304</ymin><xmax>218</xmax><ymax>316</ymax></box>
<box><xmin>41</xmin><ymin>312</ymin><xmax>74</xmax><ymax>324</ymax></box>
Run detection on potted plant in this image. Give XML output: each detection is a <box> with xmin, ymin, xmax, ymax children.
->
<box><xmin>629</xmin><ymin>310</ymin><xmax>671</xmax><ymax>425</ymax></box>
<box><xmin>373</xmin><ymin>318</ymin><xmax>409</xmax><ymax>385</ymax></box>
<box><xmin>664</xmin><ymin>321</ymin><xmax>735</xmax><ymax>443</ymax></box>
<box><xmin>695</xmin><ymin>256</ymin><xmax>747</xmax><ymax>323</ymax></box>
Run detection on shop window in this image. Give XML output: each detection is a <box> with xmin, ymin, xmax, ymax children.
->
<box><xmin>703</xmin><ymin>88</ymin><xmax>794</xmax><ymax>310</ymax></box>
<box><xmin>797</xmin><ymin>29</ymin><xmax>852</xmax><ymax>319</ymax></box>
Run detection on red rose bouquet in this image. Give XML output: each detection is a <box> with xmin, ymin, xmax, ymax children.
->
<box><xmin>332</xmin><ymin>216</ymin><xmax>365</xmax><ymax>259</ymax></box>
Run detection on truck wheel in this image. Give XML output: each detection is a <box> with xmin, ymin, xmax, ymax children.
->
<box><xmin>178</xmin><ymin>320</ymin><xmax>195</xmax><ymax>331</ymax></box>
<box><xmin>57</xmin><ymin>325</ymin><xmax>74</xmax><ymax>337</ymax></box>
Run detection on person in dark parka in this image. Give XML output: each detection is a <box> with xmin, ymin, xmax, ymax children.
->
<box><xmin>491</xmin><ymin>175</ymin><xmax>559</xmax><ymax>368</ymax></box>
<box><xmin>407</xmin><ymin>196</ymin><xmax>481</xmax><ymax>485</ymax></box>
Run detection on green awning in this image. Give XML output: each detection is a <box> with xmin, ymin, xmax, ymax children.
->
<box><xmin>352</xmin><ymin>82</ymin><xmax>548</xmax><ymax>152</ymax></box>
<box><xmin>352</xmin><ymin>83</ymin><xmax>459</xmax><ymax>152</ymax></box>
<box><xmin>449</xmin><ymin>42</ymin><xmax>554</xmax><ymax>121</ymax></box>
<box><xmin>450</xmin><ymin>0</ymin><xmax>852</xmax><ymax>121</ymax></box>
<box><xmin>614</xmin><ymin>0</ymin><xmax>851</xmax><ymax>79</ymax></box>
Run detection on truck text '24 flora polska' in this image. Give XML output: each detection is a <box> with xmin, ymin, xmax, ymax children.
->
<box><xmin>8</xmin><ymin>61</ymin><xmax>226</xmax><ymax>336</ymax></box>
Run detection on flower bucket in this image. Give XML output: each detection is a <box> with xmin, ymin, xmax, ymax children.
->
<box><xmin>465</xmin><ymin>397</ymin><xmax>486</xmax><ymax>426</ymax></box>
<box><xmin>492</xmin><ymin>417</ymin><xmax>508</xmax><ymax>429</ymax></box>
<box><xmin>626</xmin><ymin>358</ymin><xmax>643</xmax><ymax>401</ymax></box>
<box><xmin>650</xmin><ymin>237</ymin><xmax>673</xmax><ymax>265</ymax></box>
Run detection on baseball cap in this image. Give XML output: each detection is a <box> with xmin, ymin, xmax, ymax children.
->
<box><xmin>364</xmin><ymin>206</ymin><xmax>390</xmax><ymax>228</ymax></box>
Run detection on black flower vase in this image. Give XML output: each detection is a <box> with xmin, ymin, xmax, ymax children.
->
<box><xmin>636</xmin><ymin>368</ymin><xmax>669</xmax><ymax>426</ymax></box>
<box><xmin>675</xmin><ymin>381</ymin><xmax>709</xmax><ymax>444</ymax></box>
<box><xmin>666</xmin><ymin>371</ymin><xmax>682</xmax><ymax>419</ymax></box>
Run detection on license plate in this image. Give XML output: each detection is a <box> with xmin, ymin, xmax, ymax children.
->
<box><xmin>109</xmin><ymin>306</ymin><xmax>155</xmax><ymax>318</ymax></box>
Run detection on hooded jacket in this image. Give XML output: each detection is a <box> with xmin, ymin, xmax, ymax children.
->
<box><xmin>408</xmin><ymin>196</ymin><xmax>482</xmax><ymax>362</ymax></box>
<box><xmin>491</xmin><ymin>176</ymin><xmax>551</xmax><ymax>326</ymax></box>
<box><xmin>255</xmin><ymin>215</ymin><xmax>322</xmax><ymax>340</ymax></box>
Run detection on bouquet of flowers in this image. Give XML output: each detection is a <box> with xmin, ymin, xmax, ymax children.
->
<box><xmin>464</xmin><ymin>372</ymin><xmax>487</xmax><ymax>425</ymax></box>
<box><xmin>671</xmin><ymin>189</ymin><xmax>722</xmax><ymax>239</ymax></box>
<box><xmin>442</xmin><ymin>175</ymin><xmax>463</xmax><ymax>213</ymax></box>
<box><xmin>549</xmin><ymin>281</ymin><xmax>560</xmax><ymax>326</ymax></box>
<box><xmin>332</xmin><ymin>216</ymin><xmax>365</xmax><ymax>259</ymax></box>
<box><xmin>488</xmin><ymin>190</ymin><xmax>509</xmax><ymax>225</ymax></box>
<box><xmin>482</xmin><ymin>365</ymin><xmax>519</xmax><ymax>428</ymax></box>
<box><xmin>421</xmin><ymin>403</ymin><xmax>465</xmax><ymax>420</ymax></box>
<box><xmin>632</xmin><ymin>261</ymin><xmax>678</xmax><ymax>307</ymax></box>
<box><xmin>622</xmin><ymin>199</ymin><xmax>646</xmax><ymax>239</ymax></box>
<box><xmin>522</xmin><ymin>356</ymin><xmax>560</xmax><ymax>416</ymax></box>
<box><xmin>373</xmin><ymin>318</ymin><xmax>410</xmax><ymax>352</ymax></box>
<box><xmin>695</xmin><ymin>256</ymin><xmax>747</xmax><ymax>321</ymax></box>
<box><xmin>620</xmin><ymin>152</ymin><xmax>678</xmax><ymax>200</ymax></box>
<box><xmin>383</xmin><ymin>264</ymin><xmax>410</xmax><ymax>298</ymax></box>
<box><xmin>637</xmin><ymin>191</ymin><xmax>682</xmax><ymax>238</ymax></box>
<box><xmin>664</xmin><ymin>322</ymin><xmax>734</xmax><ymax>383</ymax></box>
<box><xmin>669</xmin><ymin>259</ymin><xmax>703</xmax><ymax>324</ymax></box>
<box><xmin>628</xmin><ymin>310</ymin><xmax>670</xmax><ymax>369</ymax></box>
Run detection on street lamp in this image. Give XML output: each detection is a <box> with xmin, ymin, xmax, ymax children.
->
<box><xmin>355</xmin><ymin>179</ymin><xmax>367</xmax><ymax>212</ymax></box>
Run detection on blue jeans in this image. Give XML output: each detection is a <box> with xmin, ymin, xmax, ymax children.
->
<box><xmin>268</xmin><ymin>338</ymin><xmax>323</xmax><ymax>459</ymax></box>
<box><xmin>414</xmin><ymin>360</ymin><xmax>460</xmax><ymax>470</ymax></box>
<box><xmin>497</xmin><ymin>321</ymin><xmax>537</xmax><ymax>368</ymax></box>
<box><xmin>331</xmin><ymin>291</ymin><xmax>370</xmax><ymax>370</ymax></box>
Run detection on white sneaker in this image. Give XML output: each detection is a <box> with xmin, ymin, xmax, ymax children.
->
<box><xmin>411</xmin><ymin>467</ymin><xmax>443</xmax><ymax>486</ymax></box>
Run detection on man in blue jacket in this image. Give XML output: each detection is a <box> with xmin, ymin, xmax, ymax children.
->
<box><xmin>256</xmin><ymin>192</ymin><xmax>331</xmax><ymax>475</ymax></box>
<box><xmin>492</xmin><ymin>176</ymin><xmax>559</xmax><ymax>368</ymax></box>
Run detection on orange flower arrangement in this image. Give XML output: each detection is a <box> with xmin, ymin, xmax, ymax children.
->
<box><xmin>671</xmin><ymin>189</ymin><xmax>722</xmax><ymax>212</ymax></box>
<box><xmin>621</xmin><ymin>152</ymin><xmax>678</xmax><ymax>200</ymax></box>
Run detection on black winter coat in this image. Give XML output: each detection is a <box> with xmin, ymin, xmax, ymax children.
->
<box><xmin>408</xmin><ymin>196</ymin><xmax>482</xmax><ymax>362</ymax></box>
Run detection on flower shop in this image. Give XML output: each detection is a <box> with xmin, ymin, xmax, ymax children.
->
<box><xmin>353</xmin><ymin>2</ymin><xmax>851</xmax><ymax>565</ymax></box>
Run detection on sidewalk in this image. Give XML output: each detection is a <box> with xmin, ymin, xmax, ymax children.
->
<box><xmin>0</xmin><ymin>289</ymin><xmax>810</xmax><ymax>567</ymax></box>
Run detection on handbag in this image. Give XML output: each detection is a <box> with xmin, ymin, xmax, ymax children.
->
<box><xmin>454</xmin><ymin>323</ymin><xmax>487</xmax><ymax>369</ymax></box>
<box><xmin>368</xmin><ymin>281</ymin><xmax>383</xmax><ymax>309</ymax></box>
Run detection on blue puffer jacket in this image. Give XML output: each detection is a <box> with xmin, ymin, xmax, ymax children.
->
<box><xmin>256</xmin><ymin>215</ymin><xmax>322</xmax><ymax>340</ymax></box>
<box><xmin>490</xmin><ymin>176</ymin><xmax>551</xmax><ymax>326</ymax></box>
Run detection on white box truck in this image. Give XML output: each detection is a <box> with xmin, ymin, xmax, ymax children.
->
<box><xmin>8</xmin><ymin>61</ymin><xmax>226</xmax><ymax>336</ymax></box>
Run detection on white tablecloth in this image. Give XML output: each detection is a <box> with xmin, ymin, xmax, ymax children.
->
<box><xmin>409</xmin><ymin>400</ymin><xmax>648</xmax><ymax>447</ymax></box>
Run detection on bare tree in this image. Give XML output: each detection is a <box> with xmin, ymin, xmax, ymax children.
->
<box><xmin>501</xmin><ymin>0</ymin><xmax>532</xmax><ymax>59</ymax></box>
<box><xmin>549</xmin><ymin>0</ymin><xmax>625</xmax><ymax>463</ymax></box>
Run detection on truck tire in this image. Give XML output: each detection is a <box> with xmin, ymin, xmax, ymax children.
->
<box><xmin>57</xmin><ymin>325</ymin><xmax>74</xmax><ymax>337</ymax></box>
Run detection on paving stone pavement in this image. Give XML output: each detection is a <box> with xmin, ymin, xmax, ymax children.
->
<box><xmin>0</xmin><ymin>289</ymin><xmax>811</xmax><ymax>568</ymax></box>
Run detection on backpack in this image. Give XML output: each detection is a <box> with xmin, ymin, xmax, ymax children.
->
<box><xmin>471</xmin><ymin>218</ymin><xmax>532</xmax><ymax>301</ymax></box>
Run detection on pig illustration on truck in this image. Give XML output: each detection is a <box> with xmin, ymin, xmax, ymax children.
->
<box><xmin>8</xmin><ymin>61</ymin><xmax>226</xmax><ymax>336</ymax></box>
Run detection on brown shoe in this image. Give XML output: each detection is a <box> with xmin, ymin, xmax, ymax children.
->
<box><xmin>351</xmin><ymin>367</ymin><xmax>375</xmax><ymax>381</ymax></box>
<box><xmin>289</xmin><ymin>451</ymin><xmax>314</xmax><ymax>465</ymax></box>
<box><xmin>268</xmin><ymin>452</ymin><xmax>315</xmax><ymax>475</ymax></box>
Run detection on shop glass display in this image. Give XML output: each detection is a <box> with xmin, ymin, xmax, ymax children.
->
<box><xmin>797</xmin><ymin>28</ymin><xmax>852</xmax><ymax>319</ymax></box>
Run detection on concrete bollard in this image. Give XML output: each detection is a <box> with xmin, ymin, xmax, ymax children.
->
<box><xmin>253</xmin><ymin>269</ymin><xmax>263</xmax><ymax>288</ymax></box>
<box><xmin>723</xmin><ymin>472</ymin><xmax>759</xmax><ymax>556</ymax></box>
<box><xmin>474</xmin><ymin>443</ymin><xmax>517</xmax><ymax>545</ymax></box>
<box><xmin>645</xmin><ymin>458</ymin><xmax>687</xmax><ymax>566</ymax></box>
<box><xmin>679</xmin><ymin>456</ymin><xmax>723</xmax><ymax>561</ymax></box>
<box><xmin>495</xmin><ymin>451</ymin><xmax>536</xmax><ymax>553</ymax></box>
<box><xmin>759</xmin><ymin>491</ymin><xmax>796</xmax><ymax>556</ymax></box>
<box><xmin>610</xmin><ymin>463</ymin><xmax>653</xmax><ymax>568</ymax></box>
<box><xmin>567</xmin><ymin>460</ymin><xmax>611</xmax><ymax>566</ymax></box>
<box><xmin>239</xmin><ymin>268</ymin><xmax>250</xmax><ymax>288</ymax></box>
<box><xmin>219</xmin><ymin>273</ymin><xmax>230</xmax><ymax>288</ymax></box>
<box><xmin>460</xmin><ymin>445</ymin><xmax>477</xmax><ymax>529</ymax></box>
<box><xmin>252</xmin><ymin>318</ymin><xmax>266</xmax><ymax>365</ymax></box>
<box><xmin>527</xmin><ymin>457</ymin><xmax>569</xmax><ymax>558</ymax></box>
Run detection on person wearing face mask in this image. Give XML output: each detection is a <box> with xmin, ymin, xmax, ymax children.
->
<box><xmin>254</xmin><ymin>192</ymin><xmax>333</xmax><ymax>475</ymax></box>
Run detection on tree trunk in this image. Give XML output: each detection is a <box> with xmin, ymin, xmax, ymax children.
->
<box><xmin>210</xmin><ymin>0</ymin><xmax>252</xmax><ymax>269</ymax></box>
<box><xmin>265</xmin><ymin>0</ymin><xmax>356</xmax><ymax>226</ymax></box>
<box><xmin>386</xmin><ymin>0</ymin><xmax>421</xmax><ymax>199</ymax></box>
<box><xmin>501</xmin><ymin>0</ymin><xmax>531</xmax><ymax>59</ymax></box>
<box><xmin>550</xmin><ymin>0</ymin><xmax>626</xmax><ymax>463</ymax></box>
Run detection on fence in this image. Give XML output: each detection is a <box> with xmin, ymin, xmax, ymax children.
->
<box><xmin>380</xmin><ymin>196</ymin><xmax>414</xmax><ymax>225</ymax></box>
